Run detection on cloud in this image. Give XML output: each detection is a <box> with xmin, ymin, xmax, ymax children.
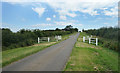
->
<box><xmin>76</xmin><ymin>24</ymin><xmax>83</xmax><ymax>26</ymax></box>
<box><xmin>47</xmin><ymin>0</ymin><xmax>118</xmax><ymax>17</ymax></box>
<box><xmin>2</xmin><ymin>0</ymin><xmax>119</xmax><ymax>2</ymax></box>
<box><xmin>60</xmin><ymin>15</ymin><xmax>67</xmax><ymax>20</ymax></box>
<box><xmin>103</xmin><ymin>6</ymin><xmax>118</xmax><ymax>17</ymax></box>
<box><xmin>67</xmin><ymin>13</ymin><xmax>76</xmax><ymax>17</ymax></box>
<box><xmin>55</xmin><ymin>21</ymin><xmax>83</xmax><ymax>26</ymax></box>
<box><xmin>79</xmin><ymin>9</ymin><xmax>99</xmax><ymax>16</ymax></box>
<box><xmin>53</xmin><ymin>15</ymin><xmax>56</xmax><ymax>18</ymax></box>
<box><xmin>32</xmin><ymin>7</ymin><xmax>45</xmax><ymax>16</ymax></box>
<box><xmin>104</xmin><ymin>23</ymin><xmax>109</xmax><ymax>25</ymax></box>
<box><xmin>3</xmin><ymin>0</ymin><xmax>119</xmax><ymax>17</ymax></box>
<box><xmin>46</xmin><ymin>17</ymin><xmax>51</xmax><ymax>21</ymax></box>
<box><xmin>55</xmin><ymin>21</ymin><xmax>72</xmax><ymax>26</ymax></box>
<box><xmin>32</xmin><ymin>23</ymin><xmax>51</xmax><ymax>27</ymax></box>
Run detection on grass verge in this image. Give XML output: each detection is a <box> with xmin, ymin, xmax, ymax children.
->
<box><xmin>2</xmin><ymin>33</ymin><xmax>76</xmax><ymax>67</ymax></box>
<box><xmin>64</xmin><ymin>32</ymin><xmax>118</xmax><ymax>71</ymax></box>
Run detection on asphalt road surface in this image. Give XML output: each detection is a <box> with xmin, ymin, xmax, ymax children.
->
<box><xmin>3</xmin><ymin>33</ymin><xmax>79</xmax><ymax>71</ymax></box>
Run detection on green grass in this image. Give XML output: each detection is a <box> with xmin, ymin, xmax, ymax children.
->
<box><xmin>1</xmin><ymin>33</ymin><xmax>76</xmax><ymax>67</ymax></box>
<box><xmin>2</xmin><ymin>42</ymin><xmax>56</xmax><ymax>67</ymax></box>
<box><xmin>64</xmin><ymin>32</ymin><xmax>118</xmax><ymax>71</ymax></box>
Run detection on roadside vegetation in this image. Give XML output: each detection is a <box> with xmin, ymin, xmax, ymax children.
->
<box><xmin>83</xmin><ymin>27</ymin><xmax>119</xmax><ymax>52</ymax></box>
<box><xmin>2</xmin><ymin>25</ymin><xmax>78</xmax><ymax>51</ymax></box>
<box><xmin>2</xmin><ymin>42</ymin><xmax>55</xmax><ymax>67</ymax></box>
<box><xmin>2</xmin><ymin>32</ymin><xmax>76</xmax><ymax>67</ymax></box>
<box><xmin>64</xmin><ymin>32</ymin><xmax>118</xmax><ymax>71</ymax></box>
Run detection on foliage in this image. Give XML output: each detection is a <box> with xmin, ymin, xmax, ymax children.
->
<box><xmin>64</xmin><ymin>32</ymin><xmax>118</xmax><ymax>71</ymax></box>
<box><xmin>84</xmin><ymin>27</ymin><xmax>119</xmax><ymax>52</ymax></box>
<box><xmin>2</xmin><ymin>25</ymin><xmax>78</xmax><ymax>51</ymax></box>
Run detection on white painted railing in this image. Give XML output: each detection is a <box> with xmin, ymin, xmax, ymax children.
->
<box><xmin>38</xmin><ymin>35</ymin><xmax>62</xmax><ymax>43</ymax></box>
<box><xmin>83</xmin><ymin>36</ymin><xmax>98</xmax><ymax>46</ymax></box>
<box><xmin>55</xmin><ymin>35</ymin><xmax>62</xmax><ymax>41</ymax></box>
<box><xmin>38</xmin><ymin>37</ymin><xmax>50</xmax><ymax>43</ymax></box>
<box><xmin>38</xmin><ymin>37</ymin><xmax>39</xmax><ymax>43</ymax></box>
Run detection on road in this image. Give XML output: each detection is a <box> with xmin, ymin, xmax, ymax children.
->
<box><xmin>3</xmin><ymin>33</ymin><xmax>79</xmax><ymax>71</ymax></box>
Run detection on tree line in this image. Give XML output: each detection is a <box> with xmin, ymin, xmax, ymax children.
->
<box><xmin>83</xmin><ymin>27</ymin><xmax>119</xmax><ymax>52</ymax></box>
<box><xmin>2</xmin><ymin>25</ymin><xmax>78</xmax><ymax>51</ymax></box>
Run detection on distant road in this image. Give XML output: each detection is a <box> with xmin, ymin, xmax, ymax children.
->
<box><xmin>3</xmin><ymin>33</ymin><xmax>79</xmax><ymax>71</ymax></box>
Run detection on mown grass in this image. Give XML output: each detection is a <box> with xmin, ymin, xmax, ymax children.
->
<box><xmin>1</xmin><ymin>33</ymin><xmax>75</xmax><ymax>67</ymax></box>
<box><xmin>2</xmin><ymin>42</ymin><xmax>56</xmax><ymax>67</ymax></box>
<box><xmin>64</xmin><ymin>32</ymin><xmax>118</xmax><ymax>71</ymax></box>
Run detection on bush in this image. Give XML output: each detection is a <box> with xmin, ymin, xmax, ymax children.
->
<box><xmin>2</xmin><ymin>27</ymin><xmax>77</xmax><ymax>51</ymax></box>
<box><xmin>85</xmin><ymin>27</ymin><xmax>119</xmax><ymax>52</ymax></box>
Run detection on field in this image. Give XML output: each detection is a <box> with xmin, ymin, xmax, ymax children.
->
<box><xmin>1</xmin><ymin>33</ymin><xmax>75</xmax><ymax>67</ymax></box>
<box><xmin>64</xmin><ymin>32</ymin><xmax>118</xmax><ymax>71</ymax></box>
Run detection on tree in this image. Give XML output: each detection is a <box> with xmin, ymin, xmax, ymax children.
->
<box><xmin>64</xmin><ymin>25</ymin><xmax>73</xmax><ymax>31</ymax></box>
<box><xmin>55</xmin><ymin>28</ymin><xmax>61</xmax><ymax>31</ymax></box>
<box><xmin>74</xmin><ymin>28</ymin><xmax>78</xmax><ymax>32</ymax></box>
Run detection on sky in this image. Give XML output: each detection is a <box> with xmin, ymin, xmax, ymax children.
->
<box><xmin>1</xmin><ymin>0</ymin><xmax>119</xmax><ymax>32</ymax></box>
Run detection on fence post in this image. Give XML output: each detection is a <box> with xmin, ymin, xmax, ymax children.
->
<box><xmin>60</xmin><ymin>36</ymin><xmax>62</xmax><ymax>40</ymax></box>
<box><xmin>48</xmin><ymin>37</ymin><xmax>50</xmax><ymax>42</ymax></box>
<box><xmin>83</xmin><ymin>37</ymin><xmax>85</xmax><ymax>42</ymax></box>
<box><xmin>96</xmin><ymin>38</ymin><xmax>98</xmax><ymax>46</ymax></box>
<box><xmin>91</xmin><ymin>35</ymin><xmax>92</xmax><ymax>38</ymax></box>
<box><xmin>38</xmin><ymin>37</ymin><xmax>40</xmax><ymax>43</ymax></box>
<box><xmin>89</xmin><ymin>38</ymin><xmax>91</xmax><ymax>44</ymax></box>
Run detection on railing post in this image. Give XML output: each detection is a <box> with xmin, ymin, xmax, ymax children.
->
<box><xmin>83</xmin><ymin>37</ymin><xmax>85</xmax><ymax>42</ymax></box>
<box><xmin>38</xmin><ymin>37</ymin><xmax>40</xmax><ymax>43</ymax></box>
<box><xmin>96</xmin><ymin>38</ymin><xmax>98</xmax><ymax>46</ymax></box>
<box><xmin>91</xmin><ymin>35</ymin><xmax>92</xmax><ymax>38</ymax></box>
<box><xmin>48</xmin><ymin>37</ymin><xmax>50</xmax><ymax>42</ymax></box>
<box><xmin>89</xmin><ymin>38</ymin><xmax>91</xmax><ymax>44</ymax></box>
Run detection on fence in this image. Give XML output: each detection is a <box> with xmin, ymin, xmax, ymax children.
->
<box><xmin>83</xmin><ymin>35</ymin><xmax>98</xmax><ymax>46</ymax></box>
<box><xmin>83</xmin><ymin>35</ymin><xmax>92</xmax><ymax>42</ymax></box>
<box><xmin>38</xmin><ymin>35</ymin><xmax>62</xmax><ymax>43</ymax></box>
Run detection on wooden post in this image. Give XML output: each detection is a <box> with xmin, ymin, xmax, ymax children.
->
<box><xmin>48</xmin><ymin>37</ymin><xmax>50</xmax><ymax>42</ymax></box>
<box><xmin>89</xmin><ymin>38</ymin><xmax>91</xmax><ymax>44</ymax></box>
<box><xmin>96</xmin><ymin>38</ymin><xmax>98</xmax><ymax>46</ymax></box>
<box><xmin>38</xmin><ymin>37</ymin><xmax>40</xmax><ymax>43</ymax></box>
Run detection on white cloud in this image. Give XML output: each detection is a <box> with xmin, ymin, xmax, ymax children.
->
<box><xmin>46</xmin><ymin>17</ymin><xmax>51</xmax><ymax>21</ymax></box>
<box><xmin>104</xmin><ymin>23</ymin><xmax>109</xmax><ymax>25</ymax></box>
<box><xmin>67</xmin><ymin>13</ymin><xmax>77</xmax><ymax>17</ymax></box>
<box><xmin>47</xmin><ymin>0</ymin><xmax>118</xmax><ymax>16</ymax></box>
<box><xmin>2</xmin><ymin>0</ymin><xmax>119</xmax><ymax>2</ymax></box>
<box><xmin>100</xmin><ymin>8</ymin><xmax>108</xmax><ymax>10</ymax></box>
<box><xmin>103</xmin><ymin>6</ymin><xmax>118</xmax><ymax>17</ymax></box>
<box><xmin>80</xmin><ymin>9</ymin><xmax>99</xmax><ymax>16</ymax></box>
<box><xmin>32</xmin><ymin>7</ymin><xmax>45</xmax><ymax>16</ymax></box>
<box><xmin>53</xmin><ymin>15</ymin><xmax>56</xmax><ymax>18</ymax></box>
<box><xmin>55</xmin><ymin>21</ymin><xmax>83</xmax><ymax>26</ymax></box>
<box><xmin>60</xmin><ymin>15</ymin><xmax>67</xmax><ymax>20</ymax></box>
<box><xmin>76</xmin><ymin>24</ymin><xmax>83</xmax><ymax>26</ymax></box>
<box><xmin>55</xmin><ymin>21</ymin><xmax>72</xmax><ymax>26</ymax></box>
<box><xmin>32</xmin><ymin>23</ymin><xmax>51</xmax><ymax>27</ymax></box>
<box><xmin>3</xmin><ymin>0</ymin><xmax>119</xmax><ymax>17</ymax></box>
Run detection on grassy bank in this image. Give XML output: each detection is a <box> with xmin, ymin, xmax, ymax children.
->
<box><xmin>64</xmin><ymin>32</ymin><xmax>118</xmax><ymax>71</ymax></box>
<box><xmin>2</xmin><ymin>42</ymin><xmax>56</xmax><ymax>67</ymax></box>
<box><xmin>2</xmin><ymin>33</ymin><xmax>75</xmax><ymax>67</ymax></box>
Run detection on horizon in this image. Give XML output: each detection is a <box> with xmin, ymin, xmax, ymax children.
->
<box><xmin>1</xmin><ymin>0</ymin><xmax>119</xmax><ymax>32</ymax></box>
<box><xmin>1</xmin><ymin>25</ymin><xmax>119</xmax><ymax>32</ymax></box>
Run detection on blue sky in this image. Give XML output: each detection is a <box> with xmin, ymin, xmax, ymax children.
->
<box><xmin>1</xmin><ymin>0</ymin><xmax>119</xmax><ymax>32</ymax></box>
